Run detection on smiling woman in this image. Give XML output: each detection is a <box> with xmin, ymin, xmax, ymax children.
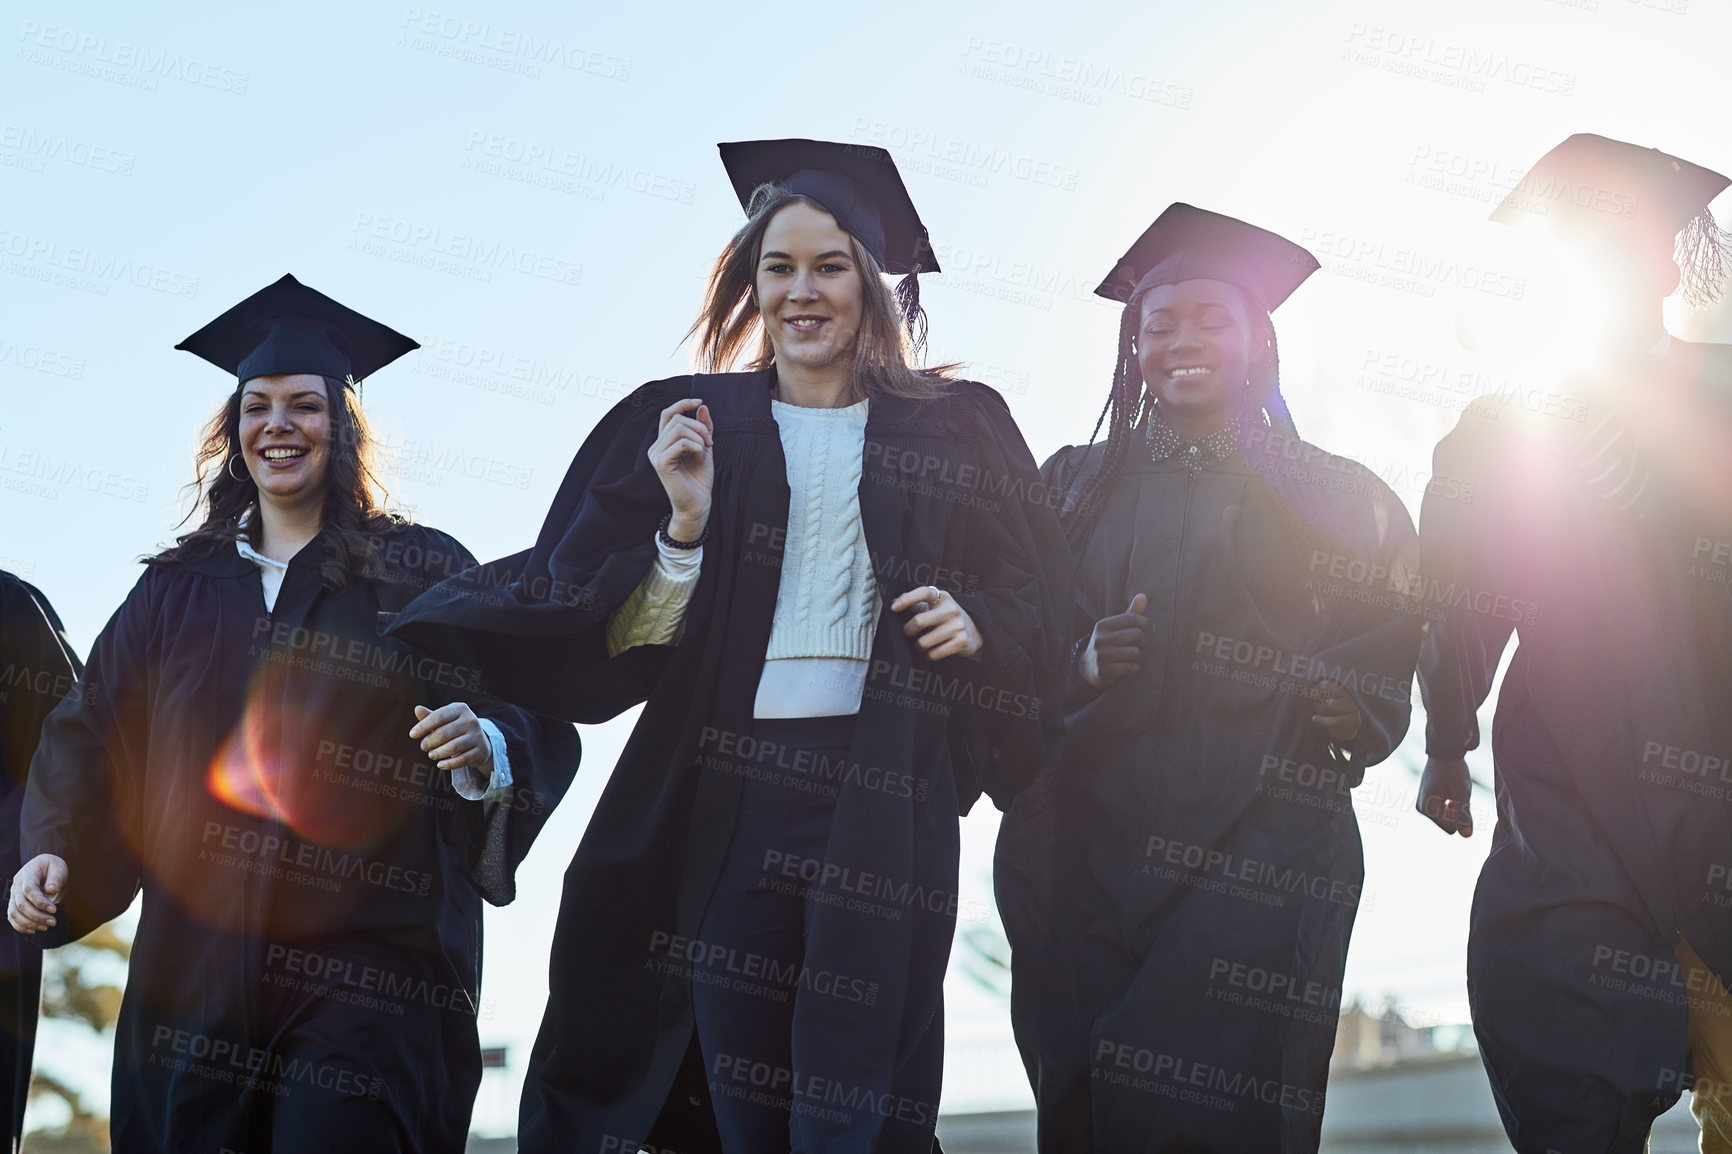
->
<box><xmin>10</xmin><ymin>275</ymin><xmax>579</xmax><ymax>1154</ymax></box>
<box><xmin>385</xmin><ymin>138</ymin><xmax>1071</xmax><ymax>1154</ymax></box>
<box><xmin>995</xmin><ymin>204</ymin><xmax>1424</xmax><ymax>1153</ymax></box>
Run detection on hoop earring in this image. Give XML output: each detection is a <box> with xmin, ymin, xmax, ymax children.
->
<box><xmin>227</xmin><ymin>456</ymin><xmax>249</xmax><ymax>482</ymax></box>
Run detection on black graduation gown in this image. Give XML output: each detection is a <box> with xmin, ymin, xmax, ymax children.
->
<box><xmin>386</xmin><ymin>369</ymin><xmax>1070</xmax><ymax>1154</ymax></box>
<box><xmin>1419</xmin><ymin>340</ymin><xmax>1732</xmax><ymax>1152</ymax></box>
<box><xmin>0</xmin><ymin>571</ymin><xmax>82</xmax><ymax>1143</ymax></box>
<box><xmin>21</xmin><ymin>524</ymin><xmax>579</xmax><ymax>1154</ymax></box>
<box><xmin>996</xmin><ymin>428</ymin><xmax>1421</xmax><ymax>1153</ymax></box>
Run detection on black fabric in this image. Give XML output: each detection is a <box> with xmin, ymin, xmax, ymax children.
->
<box><xmin>387</xmin><ymin>369</ymin><xmax>1069</xmax><ymax>1154</ymax></box>
<box><xmin>1491</xmin><ymin>133</ymin><xmax>1730</xmax><ymax>234</ymax></box>
<box><xmin>997</xmin><ymin>430</ymin><xmax>1421</xmax><ymax>1153</ymax></box>
<box><xmin>692</xmin><ymin>713</ymin><xmax>859</xmax><ymax>1154</ymax></box>
<box><xmin>1094</xmin><ymin>203</ymin><xmax>1319</xmax><ymax>310</ymax></box>
<box><xmin>21</xmin><ymin>525</ymin><xmax>578</xmax><ymax>1153</ymax></box>
<box><xmin>718</xmin><ymin>140</ymin><xmax>940</xmax><ymax>275</ymax></box>
<box><xmin>175</xmin><ymin>273</ymin><xmax>420</xmax><ymax>385</ymax></box>
<box><xmin>0</xmin><ymin>572</ymin><xmax>82</xmax><ymax>1144</ymax></box>
<box><xmin>1418</xmin><ymin>339</ymin><xmax>1732</xmax><ymax>1152</ymax></box>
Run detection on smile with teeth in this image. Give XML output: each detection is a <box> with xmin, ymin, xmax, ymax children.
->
<box><xmin>785</xmin><ymin>316</ymin><xmax>828</xmax><ymax>332</ymax></box>
<box><xmin>1169</xmin><ymin>366</ymin><xmax>1212</xmax><ymax>378</ymax></box>
<box><xmin>260</xmin><ymin>447</ymin><xmax>308</xmax><ymax>462</ymax></box>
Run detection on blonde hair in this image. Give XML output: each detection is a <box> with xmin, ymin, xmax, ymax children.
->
<box><xmin>686</xmin><ymin>185</ymin><xmax>949</xmax><ymax>400</ymax></box>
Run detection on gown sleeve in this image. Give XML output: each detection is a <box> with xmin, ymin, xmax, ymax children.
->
<box><xmin>395</xmin><ymin>527</ymin><xmax>584</xmax><ymax>907</ymax></box>
<box><xmin>384</xmin><ymin>379</ymin><xmax>691</xmax><ymax>724</ymax></box>
<box><xmin>1417</xmin><ymin>405</ymin><xmax>1516</xmax><ymax>760</ymax></box>
<box><xmin>20</xmin><ymin>571</ymin><xmax>154</xmax><ymax>942</ymax></box>
<box><xmin>1314</xmin><ymin>469</ymin><xmax>1424</xmax><ymax>771</ymax></box>
<box><xmin>944</xmin><ymin>384</ymin><xmax>1075</xmax><ymax>810</ymax></box>
<box><xmin>1</xmin><ymin>575</ymin><xmax>83</xmax><ymax>826</ymax></box>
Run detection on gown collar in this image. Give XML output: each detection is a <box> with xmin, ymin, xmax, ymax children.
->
<box><xmin>1144</xmin><ymin>408</ymin><xmax>1257</xmax><ymax>470</ymax></box>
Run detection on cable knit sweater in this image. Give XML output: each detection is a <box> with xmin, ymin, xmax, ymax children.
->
<box><xmin>763</xmin><ymin>398</ymin><xmax>879</xmax><ymax>659</ymax></box>
<box><xmin>606</xmin><ymin>397</ymin><xmax>881</xmax><ymax>714</ymax></box>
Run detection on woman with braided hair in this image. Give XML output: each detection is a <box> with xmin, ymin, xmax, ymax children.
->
<box><xmin>994</xmin><ymin>204</ymin><xmax>1424</xmax><ymax>1153</ymax></box>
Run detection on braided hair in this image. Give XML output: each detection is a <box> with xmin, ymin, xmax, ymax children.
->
<box><xmin>1064</xmin><ymin>284</ymin><xmax>1302</xmax><ymax>557</ymax></box>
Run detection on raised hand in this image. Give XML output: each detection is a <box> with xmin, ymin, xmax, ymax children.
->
<box><xmin>651</xmin><ymin>399</ymin><xmax>714</xmax><ymax>542</ymax></box>
<box><xmin>1079</xmin><ymin>594</ymin><xmax>1151</xmax><ymax>688</ymax></box>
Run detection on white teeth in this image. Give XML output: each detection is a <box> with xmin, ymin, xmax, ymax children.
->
<box><xmin>1170</xmin><ymin>367</ymin><xmax>1210</xmax><ymax>378</ymax></box>
<box><xmin>262</xmin><ymin>448</ymin><xmax>305</xmax><ymax>461</ymax></box>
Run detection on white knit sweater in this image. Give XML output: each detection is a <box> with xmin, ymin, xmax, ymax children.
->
<box><xmin>606</xmin><ymin>398</ymin><xmax>881</xmax><ymax>715</ymax></box>
<box><xmin>763</xmin><ymin>398</ymin><xmax>880</xmax><ymax>660</ymax></box>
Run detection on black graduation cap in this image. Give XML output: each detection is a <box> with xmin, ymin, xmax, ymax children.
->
<box><xmin>1094</xmin><ymin>203</ymin><xmax>1319</xmax><ymax>312</ymax></box>
<box><xmin>175</xmin><ymin>274</ymin><xmax>419</xmax><ymax>387</ymax></box>
<box><xmin>1492</xmin><ymin>133</ymin><xmax>1728</xmax><ymax>235</ymax></box>
<box><xmin>1492</xmin><ymin>134</ymin><xmax>1732</xmax><ymax>306</ymax></box>
<box><xmin>717</xmin><ymin>138</ymin><xmax>939</xmax><ymax>276</ymax></box>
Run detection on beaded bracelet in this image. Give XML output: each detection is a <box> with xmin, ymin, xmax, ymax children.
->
<box><xmin>658</xmin><ymin>512</ymin><xmax>709</xmax><ymax>550</ymax></box>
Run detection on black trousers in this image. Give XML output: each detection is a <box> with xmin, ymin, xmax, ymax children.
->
<box><xmin>691</xmin><ymin>713</ymin><xmax>859</xmax><ymax>1154</ymax></box>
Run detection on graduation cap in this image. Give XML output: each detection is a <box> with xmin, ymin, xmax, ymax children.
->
<box><xmin>1492</xmin><ymin>133</ymin><xmax>1732</xmax><ymax>305</ymax></box>
<box><xmin>719</xmin><ymin>138</ymin><xmax>939</xmax><ymax>349</ymax></box>
<box><xmin>718</xmin><ymin>138</ymin><xmax>938</xmax><ymax>275</ymax></box>
<box><xmin>1094</xmin><ymin>203</ymin><xmax>1320</xmax><ymax>313</ymax></box>
<box><xmin>175</xmin><ymin>274</ymin><xmax>420</xmax><ymax>387</ymax></box>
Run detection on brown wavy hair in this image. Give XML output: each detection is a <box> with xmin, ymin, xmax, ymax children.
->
<box><xmin>150</xmin><ymin>375</ymin><xmax>409</xmax><ymax>588</ymax></box>
<box><xmin>686</xmin><ymin>185</ymin><xmax>952</xmax><ymax>399</ymax></box>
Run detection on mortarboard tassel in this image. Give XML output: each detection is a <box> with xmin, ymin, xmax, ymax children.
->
<box><xmin>896</xmin><ymin>270</ymin><xmax>929</xmax><ymax>362</ymax></box>
<box><xmin>1676</xmin><ymin>209</ymin><xmax>1732</xmax><ymax>308</ymax></box>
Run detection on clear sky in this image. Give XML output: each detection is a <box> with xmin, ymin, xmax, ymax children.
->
<box><xmin>6</xmin><ymin>0</ymin><xmax>1731</xmax><ymax>1131</ymax></box>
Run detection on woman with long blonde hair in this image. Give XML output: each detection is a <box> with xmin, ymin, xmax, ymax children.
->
<box><xmin>389</xmin><ymin>139</ymin><xmax>1069</xmax><ymax>1154</ymax></box>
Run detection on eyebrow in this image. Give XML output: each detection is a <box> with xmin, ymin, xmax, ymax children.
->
<box><xmin>242</xmin><ymin>389</ymin><xmax>326</xmax><ymax>401</ymax></box>
<box><xmin>760</xmin><ymin>250</ymin><xmax>853</xmax><ymax>262</ymax></box>
<box><xmin>1144</xmin><ymin>301</ymin><xmax>1235</xmax><ymax>317</ymax></box>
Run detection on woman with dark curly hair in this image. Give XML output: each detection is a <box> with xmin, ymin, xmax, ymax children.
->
<box><xmin>9</xmin><ymin>275</ymin><xmax>579</xmax><ymax>1154</ymax></box>
<box><xmin>388</xmin><ymin>139</ymin><xmax>1069</xmax><ymax>1154</ymax></box>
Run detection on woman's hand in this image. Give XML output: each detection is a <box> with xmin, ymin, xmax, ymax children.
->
<box><xmin>1079</xmin><ymin>594</ymin><xmax>1150</xmax><ymax>688</ymax></box>
<box><xmin>410</xmin><ymin>703</ymin><xmax>494</xmax><ymax>773</ymax></box>
<box><xmin>650</xmin><ymin>399</ymin><xmax>714</xmax><ymax>542</ymax></box>
<box><xmin>891</xmin><ymin>586</ymin><xmax>982</xmax><ymax>661</ymax></box>
<box><xmin>9</xmin><ymin>853</ymin><xmax>68</xmax><ymax>934</ymax></box>
<box><xmin>1417</xmin><ymin>757</ymin><xmax>1475</xmax><ymax>837</ymax></box>
<box><xmin>1310</xmin><ymin>679</ymin><xmax>1361</xmax><ymax>744</ymax></box>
